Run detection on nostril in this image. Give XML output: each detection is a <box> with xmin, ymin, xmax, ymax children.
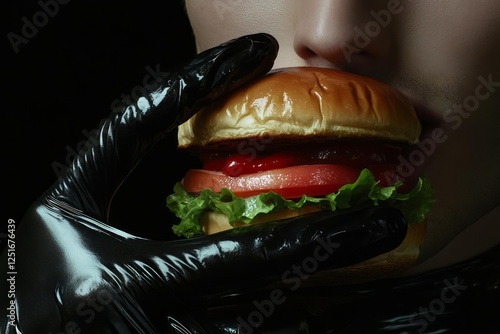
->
<box><xmin>293</xmin><ymin>41</ymin><xmax>314</xmax><ymax>59</ymax></box>
<box><xmin>292</xmin><ymin>1</ymin><xmax>393</xmax><ymax>73</ymax></box>
<box><xmin>294</xmin><ymin>42</ymin><xmax>354</xmax><ymax>71</ymax></box>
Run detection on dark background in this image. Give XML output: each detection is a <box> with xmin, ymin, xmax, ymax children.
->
<box><xmin>3</xmin><ymin>0</ymin><xmax>198</xmax><ymax>240</ymax></box>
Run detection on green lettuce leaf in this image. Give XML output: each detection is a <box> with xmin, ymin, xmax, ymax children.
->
<box><xmin>166</xmin><ymin>168</ymin><xmax>435</xmax><ymax>238</ymax></box>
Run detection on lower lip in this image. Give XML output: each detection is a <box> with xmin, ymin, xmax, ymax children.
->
<box><xmin>398</xmin><ymin>119</ymin><xmax>444</xmax><ymax>186</ymax></box>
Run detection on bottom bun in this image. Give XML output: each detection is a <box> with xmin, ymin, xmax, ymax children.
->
<box><xmin>201</xmin><ymin>208</ymin><xmax>426</xmax><ymax>286</ymax></box>
<box><xmin>306</xmin><ymin>219</ymin><xmax>426</xmax><ymax>286</ymax></box>
<box><xmin>201</xmin><ymin>206</ymin><xmax>323</xmax><ymax>235</ymax></box>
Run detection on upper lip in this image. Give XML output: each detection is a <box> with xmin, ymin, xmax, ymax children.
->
<box><xmin>272</xmin><ymin>66</ymin><xmax>444</xmax><ymax>131</ymax></box>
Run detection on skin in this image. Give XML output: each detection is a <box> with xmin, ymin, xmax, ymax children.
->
<box><xmin>184</xmin><ymin>0</ymin><xmax>500</xmax><ymax>275</ymax></box>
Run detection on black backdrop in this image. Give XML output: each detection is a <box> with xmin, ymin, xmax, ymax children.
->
<box><xmin>3</xmin><ymin>0</ymin><xmax>198</xmax><ymax>240</ymax></box>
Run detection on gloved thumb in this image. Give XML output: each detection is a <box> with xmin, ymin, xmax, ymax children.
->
<box><xmin>44</xmin><ymin>33</ymin><xmax>279</xmax><ymax>222</ymax></box>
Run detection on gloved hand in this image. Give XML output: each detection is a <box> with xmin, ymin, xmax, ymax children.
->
<box><xmin>1</xmin><ymin>33</ymin><xmax>408</xmax><ymax>334</ymax></box>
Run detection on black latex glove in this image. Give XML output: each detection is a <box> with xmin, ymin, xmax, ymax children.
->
<box><xmin>1</xmin><ymin>33</ymin><xmax>408</xmax><ymax>334</ymax></box>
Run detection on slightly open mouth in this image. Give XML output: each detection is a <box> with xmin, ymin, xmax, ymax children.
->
<box><xmin>398</xmin><ymin>100</ymin><xmax>445</xmax><ymax>188</ymax></box>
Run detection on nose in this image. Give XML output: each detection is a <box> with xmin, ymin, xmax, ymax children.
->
<box><xmin>294</xmin><ymin>0</ymin><xmax>395</xmax><ymax>75</ymax></box>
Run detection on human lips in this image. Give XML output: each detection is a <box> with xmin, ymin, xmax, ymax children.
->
<box><xmin>411</xmin><ymin>99</ymin><xmax>444</xmax><ymax>131</ymax></box>
<box><xmin>394</xmin><ymin>99</ymin><xmax>445</xmax><ymax>187</ymax></box>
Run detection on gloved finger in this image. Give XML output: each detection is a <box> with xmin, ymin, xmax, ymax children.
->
<box><xmin>1</xmin><ymin>202</ymin><xmax>402</xmax><ymax>333</ymax></box>
<box><xmin>126</xmin><ymin>207</ymin><xmax>407</xmax><ymax>304</ymax></box>
<box><xmin>44</xmin><ymin>33</ymin><xmax>279</xmax><ymax>221</ymax></box>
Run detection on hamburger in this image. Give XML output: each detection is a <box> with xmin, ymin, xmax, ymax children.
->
<box><xmin>166</xmin><ymin>67</ymin><xmax>434</xmax><ymax>280</ymax></box>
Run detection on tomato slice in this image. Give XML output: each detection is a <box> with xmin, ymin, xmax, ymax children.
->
<box><xmin>185</xmin><ymin>142</ymin><xmax>407</xmax><ymax>199</ymax></box>
<box><xmin>182</xmin><ymin>164</ymin><xmax>364</xmax><ymax>198</ymax></box>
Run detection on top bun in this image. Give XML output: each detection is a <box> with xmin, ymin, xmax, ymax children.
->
<box><xmin>178</xmin><ymin>67</ymin><xmax>420</xmax><ymax>149</ymax></box>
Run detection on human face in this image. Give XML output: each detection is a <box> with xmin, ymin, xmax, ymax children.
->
<box><xmin>185</xmin><ymin>0</ymin><xmax>500</xmax><ymax>273</ymax></box>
